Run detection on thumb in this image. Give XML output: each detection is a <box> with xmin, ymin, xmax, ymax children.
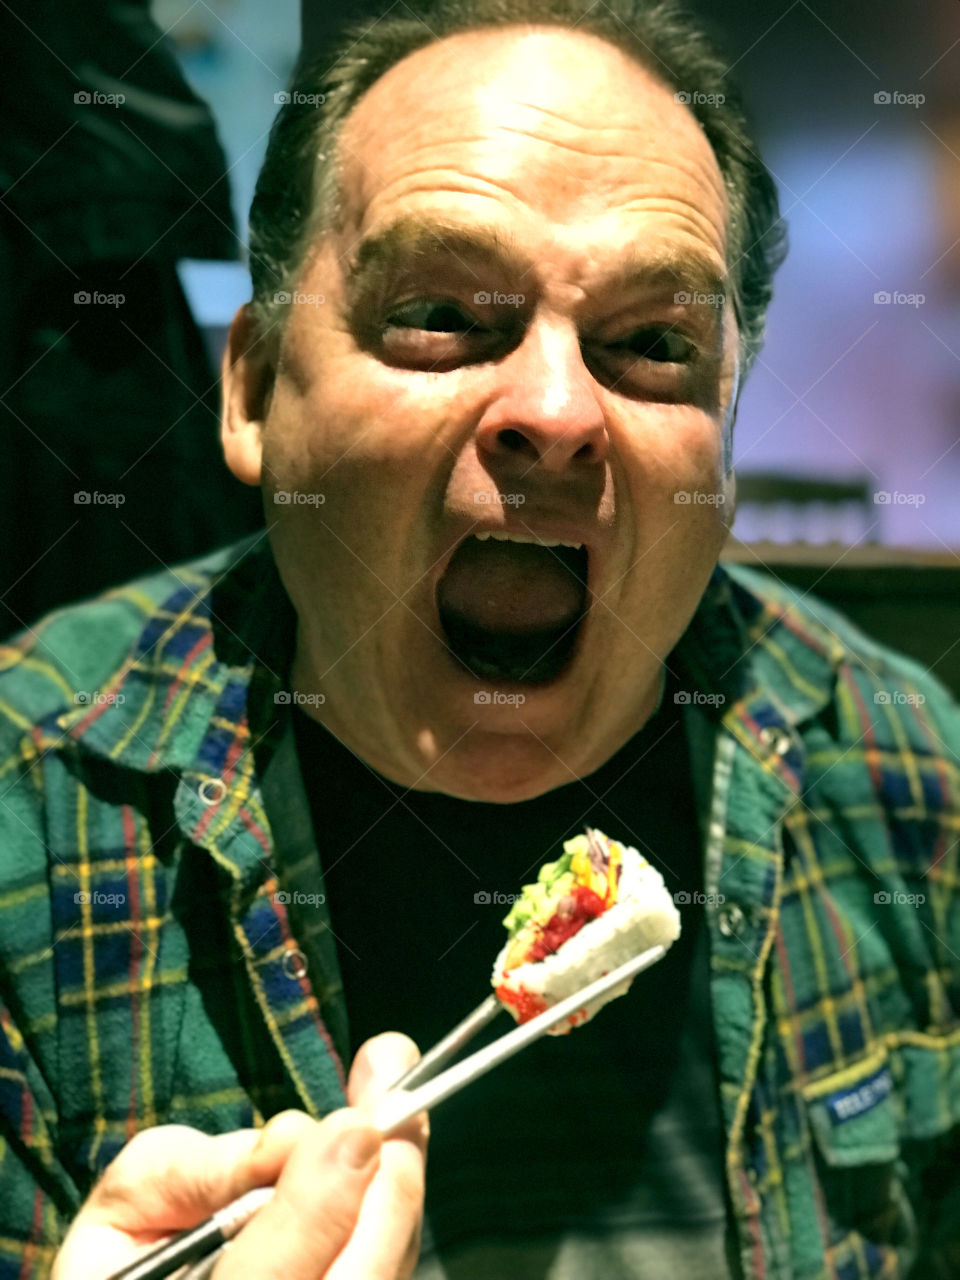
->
<box><xmin>348</xmin><ymin>1033</ymin><xmax>429</xmax><ymax>1157</ymax></box>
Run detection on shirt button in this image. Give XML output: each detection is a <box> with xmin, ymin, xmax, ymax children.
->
<box><xmin>718</xmin><ymin>903</ymin><xmax>746</xmax><ymax>937</ymax></box>
<box><xmin>759</xmin><ymin>726</ymin><xmax>792</xmax><ymax>756</ymax></box>
<box><xmin>283</xmin><ymin>949</ymin><xmax>309</xmax><ymax>980</ymax></box>
<box><xmin>198</xmin><ymin>777</ymin><xmax>227</xmax><ymax>806</ymax></box>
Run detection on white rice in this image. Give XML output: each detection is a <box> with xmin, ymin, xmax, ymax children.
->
<box><xmin>492</xmin><ymin>844</ymin><xmax>681</xmax><ymax>1034</ymax></box>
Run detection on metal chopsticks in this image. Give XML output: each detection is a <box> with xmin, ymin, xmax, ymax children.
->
<box><xmin>107</xmin><ymin>944</ymin><xmax>665</xmax><ymax>1280</ymax></box>
<box><xmin>374</xmin><ymin>943</ymin><xmax>666</xmax><ymax>1130</ymax></box>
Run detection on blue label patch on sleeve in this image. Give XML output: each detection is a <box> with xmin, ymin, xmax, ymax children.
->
<box><xmin>825</xmin><ymin>1066</ymin><xmax>894</xmax><ymax>1125</ymax></box>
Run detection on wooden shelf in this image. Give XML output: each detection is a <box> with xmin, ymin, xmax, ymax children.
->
<box><xmin>717</xmin><ymin>540</ymin><xmax>960</xmax><ymax>697</ymax></box>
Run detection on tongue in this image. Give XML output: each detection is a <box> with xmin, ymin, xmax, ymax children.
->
<box><xmin>438</xmin><ymin>538</ymin><xmax>584</xmax><ymax>632</ymax></box>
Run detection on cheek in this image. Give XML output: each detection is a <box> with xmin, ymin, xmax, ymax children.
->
<box><xmin>260</xmin><ymin>370</ymin><xmax>458</xmax><ymax>586</ymax></box>
<box><xmin>619</xmin><ymin>407</ymin><xmax>727</xmax><ymax>501</ymax></box>
<box><xmin>259</xmin><ymin>379</ymin><xmax>400</xmax><ymax>507</ymax></box>
<box><xmin>275</xmin><ymin>354</ymin><xmax>470</xmax><ymax>488</ymax></box>
<box><xmin>615</xmin><ymin>409</ymin><xmax>731</xmax><ymax>567</ymax></box>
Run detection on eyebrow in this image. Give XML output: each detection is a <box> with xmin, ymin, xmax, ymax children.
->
<box><xmin>343</xmin><ymin>214</ymin><xmax>729</xmax><ymax>315</ymax></box>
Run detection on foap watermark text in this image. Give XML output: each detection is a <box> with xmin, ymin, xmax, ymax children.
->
<box><xmin>275</xmin><ymin>691</ymin><xmax>326</xmax><ymax>707</ymax></box>
<box><xmin>874</xmin><ymin>891</ymin><xmax>925</xmax><ymax>906</ymax></box>
<box><xmin>674</xmin><ymin>690</ymin><xmax>725</xmax><ymax>707</ymax></box>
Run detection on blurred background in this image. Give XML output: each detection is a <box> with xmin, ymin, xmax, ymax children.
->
<box><xmin>2</xmin><ymin>0</ymin><xmax>959</xmax><ymax>653</ymax></box>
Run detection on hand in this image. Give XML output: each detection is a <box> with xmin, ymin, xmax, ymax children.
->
<box><xmin>51</xmin><ymin>1032</ymin><xmax>428</xmax><ymax>1280</ymax></box>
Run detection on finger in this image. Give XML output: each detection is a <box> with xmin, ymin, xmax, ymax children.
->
<box><xmin>213</xmin><ymin>1109</ymin><xmax>382</xmax><ymax>1280</ymax></box>
<box><xmin>323</xmin><ymin>1134</ymin><xmax>425</xmax><ymax>1280</ymax></box>
<box><xmin>347</xmin><ymin>1032</ymin><xmax>421</xmax><ymax>1107</ymax></box>
<box><xmin>88</xmin><ymin>1111</ymin><xmax>316</xmax><ymax>1232</ymax></box>
<box><xmin>89</xmin><ymin>1127</ymin><xmax>261</xmax><ymax>1231</ymax></box>
<box><xmin>245</xmin><ymin>1109</ymin><xmax>318</xmax><ymax>1187</ymax></box>
<box><xmin>326</xmin><ymin>1035</ymin><xmax>428</xmax><ymax>1280</ymax></box>
<box><xmin>348</xmin><ymin>1033</ymin><xmax>429</xmax><ymax>1153</ymax></box>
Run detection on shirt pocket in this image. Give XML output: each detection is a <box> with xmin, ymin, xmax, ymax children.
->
<box><xmin>801</xmin><ymin>1045</ymin><xmax>916</xmax><ymax>1268</ymax></box>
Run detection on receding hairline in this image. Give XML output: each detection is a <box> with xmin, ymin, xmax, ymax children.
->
<box><xmin>325</xmin><ymin>23</ymin><xmax>730</xmax><ymax>295</ymax></box>
<box><xmin>333</xmin><ymin>18</ymin><xmax>699</xmax><ymax>185</ymax></box>
<box><xmin>344</xmin><ymin>19</ymin><xmax>679</xmax><ymax>107</ymax></box>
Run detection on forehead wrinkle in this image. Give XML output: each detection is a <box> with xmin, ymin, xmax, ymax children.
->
<box><xmin>616</xmin><ymin>196</ymin><xmax>727</xmax><ymax>260</ymax></box>
<box><xmin>348</xmin><ymin>120</ymin><xmax>726</xmax><ymax>207</ymax></box>
<box><xmin>339</xmin><ymin>132</ymin><xmax>728</xmax><ymax>272</ymax></box>
<box><xmin>494</xmin><ymin>121</ymin><xmax>666</xmax><ymax>165</ymax></box>
<box><xmin>485</xmin><ymin>100</ymin><xmax>724</xmax><ymax>186</ymax></box>
<box><xmin>339</xmin><ymin>34</ymin><xmax>728</xmax><ymax>196</ymax></box>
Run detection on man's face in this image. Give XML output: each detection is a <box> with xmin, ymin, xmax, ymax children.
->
<box><xmin>224</xmin><ymin>27</ymin><xmax>739</xmax><ymax>803</ymax></box>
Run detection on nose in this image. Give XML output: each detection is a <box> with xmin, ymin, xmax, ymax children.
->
<box><xmin>474</xmin><ymin>321</ymin><xmax>609</xmax><ymax>473</ymax></box>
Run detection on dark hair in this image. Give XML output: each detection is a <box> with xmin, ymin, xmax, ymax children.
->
<box><xmin>248</xmin><ymin>0</ymin><xmax>787</xmax><ymax>376</ymax></box>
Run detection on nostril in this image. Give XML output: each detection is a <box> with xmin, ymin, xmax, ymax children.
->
<box><xmin>480</xmin><ymin>420</ymin><xmax>609</xmax><ymax>470</ymax></box>
<box><xmin>499</xmin><ymin>428</ymin><xmax>532</xmax><ymax>454</ymax></box>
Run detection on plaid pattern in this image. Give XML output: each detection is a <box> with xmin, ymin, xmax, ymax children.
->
<box><xmin>0</xmin><ymin>530</ymin><xmax>958</xmax><ymax>1279</ymax></box>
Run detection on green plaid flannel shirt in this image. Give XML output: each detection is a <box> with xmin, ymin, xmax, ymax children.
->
<box><xmin>1</xmin><ymin>531</ymin><xmax>958</xmax><ymax>1280</ymax></box>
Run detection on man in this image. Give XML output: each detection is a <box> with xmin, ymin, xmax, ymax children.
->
<box><xmin>1</xmin><ymin>0</ymin><xmax>959</xmax><ymax>1277</ymax></box>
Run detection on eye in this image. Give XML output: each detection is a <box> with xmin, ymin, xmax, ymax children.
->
<box><xmin>376</xmin><ymin>297</ymin><xmax>511</xmax><ymax>372</ymax></box>
<box><xmin>582</xmin><ymin>323</ymin><xmax>707</xmax><ymax>401</ymax></box>
<box><xmin>610</xmin><ymin>327</ymin><xmax>696</xmax><ymax>363</ymax></box>
<box><xmin>385</xmin><ymin>300</ymin><xmax>478</xmax><ymax>333</ymax></box>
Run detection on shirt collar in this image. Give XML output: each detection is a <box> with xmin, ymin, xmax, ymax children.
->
<box><xmin>53</xmin><ymin>529</ymin><xmax>294</xmax><ymax>777</ymax></box>
<box><xmin>675</xmin><ymin>557</ymin><xmax>843</xmax><ymax>796</ymax></box>
<box><xmin>677</xmin><ymin>558</ymin><xmax>842</xmax><ymax>719</ymax></box>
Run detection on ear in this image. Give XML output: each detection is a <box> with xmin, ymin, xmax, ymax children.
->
<box><xmin>221</xmin><ymin>304</ymin><xmax>275</xmax><ymax>487</ymax></box>
<box><xmin>720</xmin><ymin>347</ymin><xmax>741</xmax><ymax>476</ymax></box>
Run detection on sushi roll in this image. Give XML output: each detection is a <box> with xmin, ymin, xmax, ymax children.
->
<box><xmin>491</xmin><ymin>827</ymin><xmax>681</xmax><ymax>1034</ymax></box>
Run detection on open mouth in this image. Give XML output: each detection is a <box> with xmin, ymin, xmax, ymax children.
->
<box><xmin>437</xmin><ymin>533</ymin><xmax>589</xmax><ymax>685</ymax></box>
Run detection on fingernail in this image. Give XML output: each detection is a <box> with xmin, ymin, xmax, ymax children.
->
<box><xmin>337</xmin><ymin>1126</ymin><xmax>380</xmax><ymax>1170</ymax></box>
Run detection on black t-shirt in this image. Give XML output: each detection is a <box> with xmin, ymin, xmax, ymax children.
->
<box><xmin>291</xmin><ymin>673</ymin><xmax>732</xmax><ymax>1271</ymax></box>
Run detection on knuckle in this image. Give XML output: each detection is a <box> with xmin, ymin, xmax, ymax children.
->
<box><xmin>251</xmin><ymin>1109</ymin><xmax>315</xmax><ymax>1164</ymax></box>
<box><xmin>260</xmin><ymin>1108</ymin><xmax>311</xmax><ymax>1140</ymax></box>
<box><xmin>391</xmin><ymin>1112</ymin><xmax>430</xmax><ymax>1152</ymax></box>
